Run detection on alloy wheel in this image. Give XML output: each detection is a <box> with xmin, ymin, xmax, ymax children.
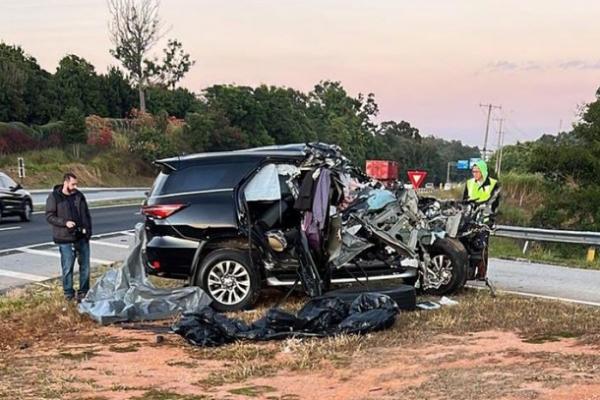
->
<box><xmin>206</xmin><ymin>260</ymin><xmax>251</xmax><ymax>305</ymax></box>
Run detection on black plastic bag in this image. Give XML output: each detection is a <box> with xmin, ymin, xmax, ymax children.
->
<box><xmin>172</xmin><ymin>292</ymin><xmax>401</xmax><ymax>347</ymax></box>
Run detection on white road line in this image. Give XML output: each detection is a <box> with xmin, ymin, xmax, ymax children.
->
<box><xmin>18</xmin><ymin>248</ymin><xmax>115</xmax><ymax>265</ymax></box>
<box><xmin>0</xmin><ymin>226</ymin><xmax>21</xmax><ymax>232</ymax></box>
<box><xmin>466</xmin><ymin>284</ymin><xmax>600</xmax><ymax>307</ymax></box>
<box><xmin>90</xmin><ymin>240</ymin><xmax>130</xmax><ymax>249</ymax></box>
<box><xmin>0</xmin><ymin>229</ymin><xmax>138</xmax><ymax>256</ymax></box>
<box><xmin>0</xmin><ymin>269</ymin><xmax>49</xmax><ymax>282</ymax></box>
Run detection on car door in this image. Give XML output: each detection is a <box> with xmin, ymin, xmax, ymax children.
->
<box><xmin>0</xmin><ymin>174</ymin><xmax>23</xmax><ymax>214</ymax></box>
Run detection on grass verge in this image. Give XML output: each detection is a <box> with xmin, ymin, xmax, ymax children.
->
<box><xmin>490</xmin><ymin>236</ymin><xmax>600</xmax><ymax>270</ymax></box>
<box><xmin>1</xmin><ymin>267</ymin><xmax>599</xmax><ymax>398</ymax></box>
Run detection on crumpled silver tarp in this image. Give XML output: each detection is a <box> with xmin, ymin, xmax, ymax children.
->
<box><xmin>78</xmin><ymin>228</ymin><xmax>212</xmax><ymax>325</ymax></box>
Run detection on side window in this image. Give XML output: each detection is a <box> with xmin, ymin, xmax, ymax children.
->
<box><xmin>155</xmin><ymin>162</ymin><xmax>256</xmax><ymax>196</ymax></box>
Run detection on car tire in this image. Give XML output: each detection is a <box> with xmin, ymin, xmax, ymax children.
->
<box><xmin>423</xmin><ymin>237</ymin><xmax>468</xmax><ymax>296</ymax></box>
<box><xmin>322</xmin><ymin>284</ymin><xmax>417</xmax><ymax>310</ymax></box>
<box><xmin>20</xmin><ymin>199</ymin><xmax>32</xmax><ymax>222</ymax></box>
<box><xmin>196</xmin><ymin>249</ymin><xmax>261</xmax><ymax>312</ymax></box>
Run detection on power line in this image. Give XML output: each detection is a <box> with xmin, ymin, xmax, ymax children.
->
<box><xmin>479</xmin><ymin>103</ymin><xmax>502</xmax><ymax>160</ymax></box>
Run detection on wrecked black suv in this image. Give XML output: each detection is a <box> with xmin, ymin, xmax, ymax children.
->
<box><xmin>142</xmin><ymin>143</ymin><xmax>467</xmax><ymax>311</ymax></box>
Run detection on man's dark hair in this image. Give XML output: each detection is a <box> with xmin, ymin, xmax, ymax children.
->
<box><xmin>63</xmin><ymin>172</ymin><xmax>77</xmax><ymax>182</ymax></box>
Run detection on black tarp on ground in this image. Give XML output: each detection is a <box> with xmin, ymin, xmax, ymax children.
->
<box><xmin>78</xmin><ymin>227</ymin><xmax>212</xmax><ymax>325</ymax></box>
<box><xmin>172</xmin><ymin>292</ymin><xmax>400</xmax><ymax>347</ymax></box>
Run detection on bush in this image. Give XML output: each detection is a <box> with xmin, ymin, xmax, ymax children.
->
<box><xmin>129</xmin><ymin>127</ymin><xmax>175</xmax><ymax>162</ymax></box>
<box><xmin>497</xmin><ymin>204</ymin><xmax>530</xmax><ymax>226</ymax></box>
<box><xmin>85</xmin><ymin>115</ymin><xmax>114</xmax><ymax>149</ymax></box>
<box><xmin>35</xmin><ymin>121</ymin><xmax>65</xmax><ymax>146</ymax></box>
<box><xmin>0</xmin><ymin>123</ymin><xmax>38</xmax><ymax>154</ymax></box>
<box><xmin>62</xmin><ymin>107</ymin><xmax>86</xmax><ymax>144</ymax></box>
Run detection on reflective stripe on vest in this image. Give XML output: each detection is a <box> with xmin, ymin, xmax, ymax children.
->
<box><xmin>466</xmin><ymin>178</ymin><xmax>497</xmax><ymax>203</ymax></box>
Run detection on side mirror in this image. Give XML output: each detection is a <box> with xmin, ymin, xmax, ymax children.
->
<box><xmin>10</xmin><ymin>184</ymin><xmax>22</xmax><ymax>192</ymax></box>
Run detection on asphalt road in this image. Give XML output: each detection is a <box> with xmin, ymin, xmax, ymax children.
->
<box><xmin>1</xmin><ymin>204</ymin><xmax>599</xmax><ymax>307</ymax></box>
<box><xmin>479</xmin><ymin>258</ymin><xmax>600</xmax><ymax>305</ymax></box>
<box><xmin>0</xmin><ymin>204</ymin><xmax>143</xmax><ymax>250</ymax></box>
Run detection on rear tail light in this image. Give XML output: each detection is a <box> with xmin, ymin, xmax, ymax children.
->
<box><xmin>141</xmin><ymin>204</ymin><xmax>186</xmax><ymax>219</ymax></box>
<box><xmin>150</xmin><ymin>260</ymin><xmax>161</xmax><ymax>270</ymax></box>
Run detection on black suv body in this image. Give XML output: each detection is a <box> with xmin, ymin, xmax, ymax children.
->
<box><xmin>142</xmin><ymin>144</ymin><xmax>417</xmax><ymax>310</ymax></box>
<box><xmin>0</xmin><ymin>172</ymin><xmax>33</xmax><ymax>223</ymax></box>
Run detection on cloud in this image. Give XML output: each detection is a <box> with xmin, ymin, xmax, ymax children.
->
<box><xmin>482</xmin><ymin>59</ymin><xmax>600</xmax><ymax>74</ymax></box>
<box><xmin>484</xmin><ymin>60</ymin><xmax>543</xmax><ymax>72</ymax></box>
<box><xmin>558</xmin><ymin>60</ymin><xmax>600</xmax><ymax>70</ymax></box>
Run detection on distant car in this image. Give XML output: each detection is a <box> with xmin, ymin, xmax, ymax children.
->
<box><xmin>425</xmin><ymin>182</ymin><xmax>434</xmax><ymax>190</ymax></box>
<box><xmin>0</xmin><ymin>172</ymin><xmax>33</xmax><ymax>223</ymax></box>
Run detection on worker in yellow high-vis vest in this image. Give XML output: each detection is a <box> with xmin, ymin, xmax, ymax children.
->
<box><xmin>463</xmin><ymin>159</ymin><xmax>500</xmax><ymax>213</ymax></box>
<box><xmin>462</xmin><ymin>159</ymin><xmax>500</xmax><ymax>280</ymax></box>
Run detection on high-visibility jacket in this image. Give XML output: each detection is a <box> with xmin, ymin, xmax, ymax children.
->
<box><xmin>465</xmin><ymin>177</ymin><xmax>498</xmax><ymax>203</ymax></box>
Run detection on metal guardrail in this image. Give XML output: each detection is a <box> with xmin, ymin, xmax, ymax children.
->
<box><xmin>494</xmin><ymin>225</ymin><xmax>600</xmax><ymax>246</ymax></box>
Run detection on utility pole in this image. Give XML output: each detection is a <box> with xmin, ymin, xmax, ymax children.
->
<box><xmin>494</xmin><ymin>118</ymin><xmax>504</xmax><ymax>174</ymax></box>
<box><xmin>446</xmin><ymin>161</ymin><xmax>456</xmax><ymax>184</ymax></box>
<box><xmin>498</xmin><ymin>129</ymin><xmax>505</xmax><ymax>176</ymax></box>
<box><xmin>480</xmin><ymin>103</ymin><xmax>502</xmax><ymax>161</ymax></box>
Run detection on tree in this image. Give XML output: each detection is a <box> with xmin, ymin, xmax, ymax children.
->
<box><xmin>54</xmin><ymin>55</ymin><xmax>106</xmax><ymax>116</ymax></box>
<box><xmin>379</xmin><ymin>120</ymin><xmax>421</xmax><ymax>141</ymax></box>
<box><xmin>62</xmin><ymin>106</ymin><xmax>86</xmax><ymax>144</ymax></box>
<box><xmin>307</xmin><ymin>81</ymin><xmax>379</xmax><ymax>164</ymax></box>
<box><xmin>146</xmin><ymin>86</ymin><xmax>199</xmax><ymax>117</ymax></box>
<box><xmin>0</xmin><ymin>43</ymin><xmax>57</xmax><ymax>124</ymax></box>
<box><xmin>107</xmin><ymin>0</ymin><xmax>194</xmax><ymax>112</ymax></box>
<box><xmin>147</xmin><ymin>39</ymin><xmax>195</xmax><ymax>89</ymax></box>
<box><xmin>101</xmin><ymin>66</ymin><xmax>137</xmax><ymax>118</ymax></box>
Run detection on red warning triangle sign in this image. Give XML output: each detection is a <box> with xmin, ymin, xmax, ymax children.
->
<box><xmin>407</xmin><ymin>170</ymin><xmax>427</xmax><ymax>189</ymax></box>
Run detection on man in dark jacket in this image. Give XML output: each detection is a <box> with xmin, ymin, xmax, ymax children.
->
<box><xmin>45</xmin><ymin>173</ymin><xmax>92</xmax><ymax>301</ymax></box>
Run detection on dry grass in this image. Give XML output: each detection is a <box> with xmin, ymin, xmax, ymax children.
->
<box><xmin>1</xmin><ymin>269</ymin><xmax>600</xmax><ymax>399</ymax></box>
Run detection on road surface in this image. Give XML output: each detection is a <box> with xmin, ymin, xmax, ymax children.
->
<box><xmin>1</xmin><ymin>206</ymin><xmax>599</xmax><ymax>307</ymax></box>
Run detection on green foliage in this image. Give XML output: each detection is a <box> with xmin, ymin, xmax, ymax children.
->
<box><xmin>0</xmin><ymin>43</ymin><xmax>57</xmax><ymax>124</ymax></box>
<box><xmin>146</xmin><ymin>86</ymin><xmax>199</xmax><ymax>118</ymax></box>
<box><xmin>497</xmin><ymin>204</ymin><xmax>530</xmax><ymax>226</ymax></box>
<box><xmin>147</xmin><ymin>39</ymin><xmax>195</xmax><ymax>89</ymax></box>
<box><xmin>489</xmin><ymin>141</ymin><xmax>536</xmax><ymax>174</ymax></box>
<box><xmin>54</xmin><ymin>54</ymin><xmax>107</xmax><ymax>116</ymax></box>
<box><xmin>62</xmin><ymin>107</ymin><xmax>86</xmax><ymax>144</ymax></box>
<box><xmin>307</xmin><ymin>81</ymin><xmax>378</xmax><ymax>164</ymax></box>
<box><xmin>498</xmin><ymin>88</ymin><xmax>600</xmax><ymax>230</ymax></box>
<box><xmin>102</xmin><ymin>66</ymin><xmax>137</xmax><ymax>117</ymax></box>
<box><xmin>129</xmin><ymin>127</ymin><xmax>175</xmax><ymax>162</ymax></box>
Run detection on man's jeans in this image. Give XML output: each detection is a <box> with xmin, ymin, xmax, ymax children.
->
<box><xmin>58</xmin><ymin>239</ymin><xmax>90</xmax><ymax>299</ymax></box>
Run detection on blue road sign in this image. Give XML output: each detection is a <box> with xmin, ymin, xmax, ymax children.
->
<box><xmin>469</xmin><ymin>158</ymin><xmax>481</xmax><ymax>168</ymax></box>
<box><xmin>457</xmin><ymin>160</ymin><xmax>469</xmax><ymax>170</ymax></box>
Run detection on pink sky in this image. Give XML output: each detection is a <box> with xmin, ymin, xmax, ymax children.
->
<box><xmin>2</xmin><ymin>0</ymin><xmax>599</xmax><ymax>147</ymax></box>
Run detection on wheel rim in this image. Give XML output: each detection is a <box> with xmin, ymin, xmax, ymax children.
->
<box><xmin>206</xmin><ymin>260</ymin><xmax>251</xmax><ymax>305</ymax></box>
<box><xmin>429</xmin><ymin>254</ymin><xmax>453</xmax><ymax>287</ymax></box>
<box><xmin>25</xmin><ymin>203</ymin><xmax>31</xmax><ymax>219</ymax></box>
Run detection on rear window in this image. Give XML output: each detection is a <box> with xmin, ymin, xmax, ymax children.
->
<box><xmin>151</xmin><ymin>162</ymin><xmax>256</xmax><ymax>196</ymax></box>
